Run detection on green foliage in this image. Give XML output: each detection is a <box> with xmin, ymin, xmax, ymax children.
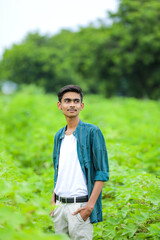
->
<box><xmin>96</xmin><ymin>0</ymin><xmax>160</xmax><ymax>99</ymax></box>
<box><xmin>1</xmin><ymin>0</ymin><xmax>160</xmax><ymax>99</ymax></box>
<box><xmin>0</xmin><ymin>152</ymin><xmax>69</xmax><ymax>240</ymax></box>
<box><xmin>0</xmin><ymin>88</ymin><xmax>160</xmax><ymax>239</ymax></box>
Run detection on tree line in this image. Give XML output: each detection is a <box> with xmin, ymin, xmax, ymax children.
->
<box><xmin>0</xmin><ymin>0</ymin><xmax>160</xmax><ymax>99</ymax></box>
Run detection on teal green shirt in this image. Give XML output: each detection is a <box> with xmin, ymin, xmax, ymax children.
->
<box><xmin>53</xmin><ymin>120</ymin><xmax>109</xmax><ymax>223</ymax></box>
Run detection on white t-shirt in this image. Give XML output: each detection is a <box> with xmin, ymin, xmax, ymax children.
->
<box><xmin>54</xmin><ymin>134</ymin><xmax>88</xmax><ymax>197</ymax></box>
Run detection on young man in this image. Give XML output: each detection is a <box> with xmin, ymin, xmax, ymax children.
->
<box><xmin>51</xmin><ymin>85</ymin><xmax>109</xmax><ymax>240</ymax></box>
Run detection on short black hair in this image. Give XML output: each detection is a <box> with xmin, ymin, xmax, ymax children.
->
<box><xmin>58</xmin><ymin>85</ymin><xmax>83</xmax><ymax>102</ymax></box>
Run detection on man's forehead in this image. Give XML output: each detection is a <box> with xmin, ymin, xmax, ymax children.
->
<box><xmin>62</xmin><ymin>92</ymin><xmax>81</xmax><ymax>99</ymax></box>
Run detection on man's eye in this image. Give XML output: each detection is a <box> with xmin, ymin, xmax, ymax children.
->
<box><xmin>75</xmin><ymin>100</ymin><xmax>80</xmax><ymax>103</ymax></box>
<box><xmin>65</xmin><ymin>99</ymin><xmax>70</xmax><ymax>102</ymax></box>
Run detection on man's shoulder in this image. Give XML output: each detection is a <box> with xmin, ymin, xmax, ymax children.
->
<box><xmin>79</xmin><ymin>121</ymin><xmax>105</xmax><ymax>145</ymax></box>
<box><xmin>80</xmin><ymin>120</ymin><xmax>100</xmax><ymax>132</ymax></box>
<box><xmin>54</xmin><ymin>126</ymin><xmax>65</xmax><ymax>139</ymax></box>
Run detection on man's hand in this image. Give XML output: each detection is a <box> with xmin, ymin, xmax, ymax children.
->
<box><xmin>50</xmin><ymin>191</ymin><xmax>56</xmax><ymax>217</ymax></box>
<box><xmin>72</xmin><ymin>204</ymin><xmax>93</xmax><ymax>221</ymax></box>
<box><xmin>50</xmin><ymin>192</ymin><xmax>56</xmax><ymax>217</ymax></box>
<box><xmin>72</xmin><ymin>181</ymin><xmax>104</xmax><ymax>221</ymax></box>
<box><xmin>50</xmin><ymin>202</ymin><xmax>56</xmax><ymax>217</ymax></box>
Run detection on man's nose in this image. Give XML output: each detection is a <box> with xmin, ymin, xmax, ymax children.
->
<box><xmin>70</xmin><ymin>100</ymin><xmax>75</xmax><ymax>106</ymax></box>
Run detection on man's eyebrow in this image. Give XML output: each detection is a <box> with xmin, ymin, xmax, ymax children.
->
<box><xmin>64</xmin><ymin>98</ymin><xmax>80</xmax><ymax>100</ymax></box>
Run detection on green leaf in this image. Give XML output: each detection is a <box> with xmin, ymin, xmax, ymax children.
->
<box><xmin>122</xmin><ymin>223</ymin><xmax>138</xmax><ymax>238</ymax></box>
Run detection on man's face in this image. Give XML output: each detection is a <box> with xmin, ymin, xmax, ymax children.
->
<box><xmin>57</xmin><ymin>92</ymin><xmax>84</xmax><ymax>118</ymax></box>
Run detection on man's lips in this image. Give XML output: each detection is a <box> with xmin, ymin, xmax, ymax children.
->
<box><xmin>67</xmin><ymin>109</ymin><xmax>77</xmax><ymax>112</ymax></box>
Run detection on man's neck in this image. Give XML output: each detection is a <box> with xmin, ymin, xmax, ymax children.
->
<box><xmin>65</xmin><ymin>117</ymin><xmax>80</xmax><ymax>135</ymax></box>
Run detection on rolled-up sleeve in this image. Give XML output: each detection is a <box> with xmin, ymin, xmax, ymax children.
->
<box><xmin>94</xmin><ymin>170</ymin><xmax>109</xmax><ymax>181</ymax></box>
<box><xmin>92</xmin><ymin>128</ymin><xmax>109</xmax><ymax>182</ymax></box>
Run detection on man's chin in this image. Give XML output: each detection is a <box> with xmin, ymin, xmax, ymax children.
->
<box><xmin>66</xmin><ymin>114</ymin><xmax>78</xmax><ymax>118</ymax></box>
<box><xmin>68</xmin><ymin>115</ymin><xmax>77</xmax><ymax>118</ymax></box>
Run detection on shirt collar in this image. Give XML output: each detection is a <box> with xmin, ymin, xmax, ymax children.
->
<box><xmin>59</xmin><ymin>119</ymin><xmax>82</xmax><ymax>139</ymax></box>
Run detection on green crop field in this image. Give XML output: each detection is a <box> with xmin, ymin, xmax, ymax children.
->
<box><xmin>0</xmin><ymin>87</ymin><xmax>160</xmax><ymax>240</ymax></box>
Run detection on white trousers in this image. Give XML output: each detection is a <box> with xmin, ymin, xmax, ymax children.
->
<box><xmin>52</xmin><ymin>200</ymin><xmax>93</xmax><ymax>240</ymax></box>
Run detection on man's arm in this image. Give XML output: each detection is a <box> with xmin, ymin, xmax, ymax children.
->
<box><xmin>73</xmin><ymin>128</ymin><xmax>109</xmax><ymax>221</ymax></box>
<box><xmin>72</xmin><ymin>181</ymin><xmax>104</xmax><ymax>221</ymax></box>
<box><xmin>51</xmin><ymin>134</ymin><xmax>57</xmax><ymax>216</ymax></box>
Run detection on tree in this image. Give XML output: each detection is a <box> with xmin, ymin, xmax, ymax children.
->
<box><xmin>1</xmin><ymin>0</ymin><xmax>160</xmax><ymax>99</ymax></box>
<box><xmin>96</xmin><ymin>0</ymin><xmax>160</xmax><ymax>99</ymax></box>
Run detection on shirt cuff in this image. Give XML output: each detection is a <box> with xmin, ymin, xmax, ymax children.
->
<box><xmin>94</xmin><ymin>171</ymin><xmax>109</xmax><ymax>181</ymax></box>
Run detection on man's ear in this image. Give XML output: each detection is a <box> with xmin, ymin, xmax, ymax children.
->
<box><xmin>57</xmin><ymin>101</ymin><xmax>62</xmax><ymax>110</ymax></box>
<box><xmin>80</xmin><ymin>102</ymin><xmax>84</xmax><ymax>111</ymax></box>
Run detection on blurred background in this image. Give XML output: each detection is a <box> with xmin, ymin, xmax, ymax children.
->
<box><xmin>0</xmin><ymin>0</ymin><xmax>160</xmax><ymax>99</ymax></box>
<box><xmin>1</xmin><ymin>1</ymin><xmax>160</xmax><ymax>239</ymax></box>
